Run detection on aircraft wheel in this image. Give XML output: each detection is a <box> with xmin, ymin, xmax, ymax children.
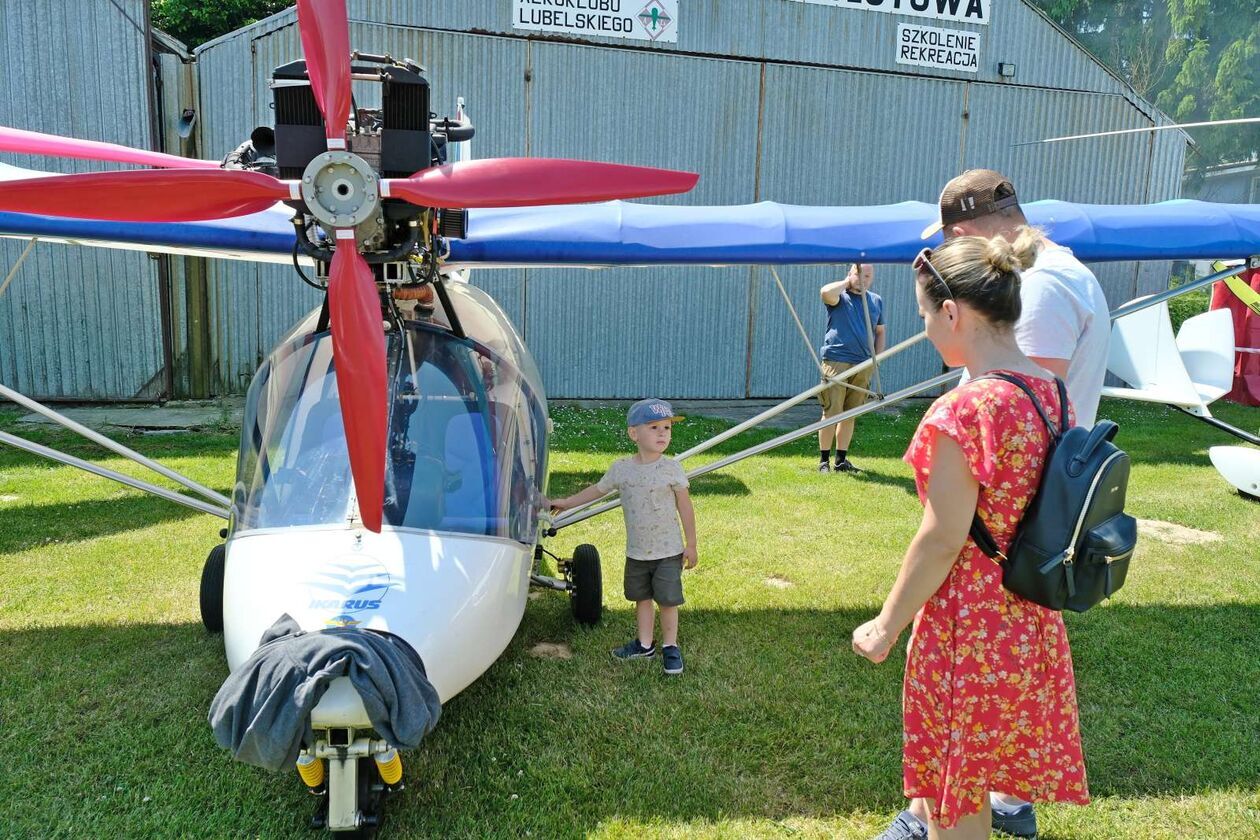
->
<box><xmin>199</xmin><ymin>544</ymin><xmax>226</xmax><ymax>633</ymax></box>
<box><xmin>569</xmin><ymin>544</ymin><xmax>602</xmax><ymax>625</ymax></box>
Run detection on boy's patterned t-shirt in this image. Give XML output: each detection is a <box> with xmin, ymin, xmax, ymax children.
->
<box><xmin>596</xmin><ymin>456</ymin><xmax>689</xmax><ymax>561</ymax></box>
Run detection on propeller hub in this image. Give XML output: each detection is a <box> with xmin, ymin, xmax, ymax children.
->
<box><xmin>299</xmin><ymin>151</ymin><xmax>380</xmax><ymax>230</ymax></box>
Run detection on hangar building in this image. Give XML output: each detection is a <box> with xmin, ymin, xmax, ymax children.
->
<box><xmin>0</xmin><ymin>0</ymin><xmax>1185</xmax><ymax>400</ymax></box>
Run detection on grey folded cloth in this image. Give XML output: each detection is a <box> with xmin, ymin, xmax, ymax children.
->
<box><xmin>209</xmin><ymin>614</ymin><xmax>441</xmax><ymax>770</ymax></box>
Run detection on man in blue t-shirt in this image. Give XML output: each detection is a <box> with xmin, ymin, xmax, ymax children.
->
<box><xmin>817</xmin><ymin>263</ymin><xmax>885</xmax><ymax>473</ymax></box>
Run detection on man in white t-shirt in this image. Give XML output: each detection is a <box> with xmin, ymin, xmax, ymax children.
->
<box><xmin>875</xmin><ymin>171</ymin><xmax>1111</xmax><ymax>840</ymax></box>
<box><xmin>923</xmin><ymin>169</ymin><xmax>1111</xmax><ymax>428</ymax></box>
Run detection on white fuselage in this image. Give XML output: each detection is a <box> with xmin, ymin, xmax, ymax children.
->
<box><xmin>223</xmin><ymin>526</ymin><xmax>533</xmax><ymax>724</ymax></box>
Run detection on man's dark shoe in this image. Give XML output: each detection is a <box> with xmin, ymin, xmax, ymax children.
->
<box><xmin>834</xmin><ymin>458</ymin><xmax>863</xmax><ymax>473</ymax></box>
<box><xmin>991</xmin><ymin>799</ymin><xmax>1037</xmax><ymax>838</ymax></box>
<box><xmin>873</xmin><ymin>810</ymin><xmax>927</xmax><ymax>840</ymax></box>
<box><xmin>611</xmin><ymin>639</ymin><xmax>655</xmax><ymax>661</ymax></box>
<box><xmin>661</xmin><ymin>644</ymin><xmax>684</xmax><ymax>675</ymax></box>
<box><xmin>817</xmin><ymin>461</ymin><xmax>831</xmax><ymax>473</ymax></box>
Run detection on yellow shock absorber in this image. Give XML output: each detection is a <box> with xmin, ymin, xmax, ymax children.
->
<box><xmin>374</xmin><ymin>748</ymin><xmax>403</xmax><ymax>786</ymax></box>
<box><xmin>296</xmin><ymin>754</ymin><xmax>325</xmax><ymax>790</ymax></box>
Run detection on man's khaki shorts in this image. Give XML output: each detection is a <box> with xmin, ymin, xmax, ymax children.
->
<box><xmin>624</xmin><ymin>554</ymin><xmax>685</xmax><ymax>606</ymax></box>
<box><xmin>818</xmin><ymin>360</ymin><xmax>874</xmax><ymax>417</ymax></box>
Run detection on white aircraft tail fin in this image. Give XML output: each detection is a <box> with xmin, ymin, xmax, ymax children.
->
<box><xmin>1104</xmin><ymin>296</ymin><xmax>1236</xmax><ymax>415</ymax></box>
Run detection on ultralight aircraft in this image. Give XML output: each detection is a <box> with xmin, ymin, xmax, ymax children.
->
<box><xmin>1</xmin><ymin>0</ymin><xmax>1258</xmax><ymax>833</ymax></box>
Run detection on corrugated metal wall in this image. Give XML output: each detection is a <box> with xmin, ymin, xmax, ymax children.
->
<box><xmin>191</xmin><ymin>0</ymin><xmax>1186</xmax><ymax>399</ymax></box>
<box><xmin>0</xmin><ymin>0</ymin><xmax>167</xmax><ymax>400</ymax></box>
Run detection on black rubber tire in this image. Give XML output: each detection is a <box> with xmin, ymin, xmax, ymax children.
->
<box><xmin>199</xmin><ymin>544</ymin><xmax>226</xmax><ymax>634</ymax></box>
<box><xmin>569</xmin><ymin>544</ymin><xmax>603</xmax><ymax>626</ymax></box>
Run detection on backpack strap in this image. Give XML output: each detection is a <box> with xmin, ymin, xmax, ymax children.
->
<box><xmin>1053</xmin><ymin>376</ymin><xmax>1069</xmax><ymax>434</ymax></box>
<box><xmin>965</xmin><ymin>372</ymin><xmax>1067</xmax><ymax>560</ymax></box>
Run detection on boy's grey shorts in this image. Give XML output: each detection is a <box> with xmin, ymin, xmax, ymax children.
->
<box><xmin>624</xmin><ymin>553</ymin><xmax>685</xmax><ymax>606</ymax></box>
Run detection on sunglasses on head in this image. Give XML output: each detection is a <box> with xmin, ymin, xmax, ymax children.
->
<box><xmin>913</xmin><ymin>247</ymin><xmax>953</xmax><ymax>301</ymax></box>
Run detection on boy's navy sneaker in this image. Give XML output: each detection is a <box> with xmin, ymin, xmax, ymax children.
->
<box><xmin>817</xmin><ymin>461</ymin><xmax>831</xmax><ymax>473</ymax></box>
<box><xmin>992</xmin><ymin>800</ymin><xmax>1037</xmax><ymax>837</ymax></box>
<box><xmin>834</xmin><ymin>458</ymin><xmax>863</xmax><ymax>473</ymax></box>
<box><xmin>612</xmin><ymin>639</ymin><xmax>655</xmax><ymax>660</ymax></box>
<box><xmin>873</xmin><ymin>810</ymin><xmax>927</xmax><ymax>840</ymax></box>
<box><xmin>661</xmin><ymin>644</ymin><xmax>684</xmax><ymax>675</ymax></box>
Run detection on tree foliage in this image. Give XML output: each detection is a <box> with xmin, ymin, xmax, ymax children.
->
<box><xmin>151</xmin><ymin>0</ymin><xmax>294</xmax><ymax>49</ymax></box>
<box><xmin>1032</xmin><ymin>0</ymin><xmax>1259</xmax><ymax>165</ymax></box>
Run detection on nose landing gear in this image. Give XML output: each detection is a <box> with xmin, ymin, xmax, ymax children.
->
<box><xmin>304</xmin><ymin>734</ymin><xmax>401</xmax><ymax>836</ymax></box>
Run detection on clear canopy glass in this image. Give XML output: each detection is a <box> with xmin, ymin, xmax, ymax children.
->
<box><xmin>233</xmin><ymin>283</ymin><xmax>548</xmax><ymax>544</ymax></box>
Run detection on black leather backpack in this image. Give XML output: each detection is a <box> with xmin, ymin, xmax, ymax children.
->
<box><xmin>969</xmin><ymin>374</ymin><xmax>1138</xmax><ymax>612</ymax></box>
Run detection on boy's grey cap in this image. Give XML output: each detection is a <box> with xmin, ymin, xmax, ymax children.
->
<box><xmin>627</xmin><ymin>398</ymin><xmax>684</xmax><ymax>427</ymax></box>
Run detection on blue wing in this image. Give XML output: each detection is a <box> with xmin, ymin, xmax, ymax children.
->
<box><xmin>447</xmin><ymin>200</ymin><xmax>1260</xmax><ymax>266</ymax></box>
<box><xmin>2</xmin><ymin>163</ymin><xmax>1257</xmax><ymax>265</ymax></box>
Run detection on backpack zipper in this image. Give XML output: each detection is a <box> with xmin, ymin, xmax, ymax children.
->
<box><xmin>1062</xmin><ymin>450</ymin><xmax>1126</xmax><ymax>566</ymax></box>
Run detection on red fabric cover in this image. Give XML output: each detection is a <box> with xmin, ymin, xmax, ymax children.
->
<box><xmin>1210</xmin><ymin>267</ymin><xmax>1260</xmax><ymax>406</ymax></box>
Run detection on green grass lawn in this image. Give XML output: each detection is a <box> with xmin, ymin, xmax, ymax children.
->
<box><xmin>1</xmin><ymin>398</ymin><xmax>1258</xmax><ymax>839</ymax></box>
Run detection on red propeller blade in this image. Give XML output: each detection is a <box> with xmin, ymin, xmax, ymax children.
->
<box><xmin>296</xmin><ymin>0</ymin><xmax>353</xmax><ymax>148</ymax></box>
<box><xmin>0</xmin><ymin>169</ymin><xmax>290</xmax><ymax>222</ymax></box>
<box><xmin>380</xmin><ymin>158</ymin><xmax>700</xmax><ymax>208</ymax></box>
<box><xmin>0</xmin><ymin>125</ymin><xmax>219</xmax><ymax>170</ymax></box>
<box><xmin>328</xmin><ymin>232</ymin><xmax>387</xmax><ymax>533</ymax></box>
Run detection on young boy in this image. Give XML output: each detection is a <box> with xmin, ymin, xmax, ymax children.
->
<box><xmin>550</xmin><ymin>398</ymin><xmax>698</xmax><ymax>675</ymax></box>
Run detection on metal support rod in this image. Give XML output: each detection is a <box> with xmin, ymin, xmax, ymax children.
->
<box><xmin>768</xmin><ymin>266</ymin><xmax>822</xmax><ymax>370</ymax></box>
<box><xmin>0</xmin><ymin>383</ymin><xmax>231</xmax><ymax>507</ymax></box>
<box><xmin>686</xmin><ymin>370</ymin><xmax>961</xmax><ymax>480</ymax></box>
<box><xmin>0</xmin><ymin>430</ymin><xmax>229</xmax><ymax>519</ymax></box>
<box><xmin>673</xmin><ymin>331</ymin><xmax>927</xmax><ymax>462</ymax></box>
<box><xmin>553</xmin><ymin>331</ymin><xmax>929</xmax><ymax>525</ymax></box>
<box><xmin>1172</xmin><ymin>406</ymin><xmax>1260</xmax><ymax>446</ymax></box>
<box><xmin>553</xmin><ymin>370</ymin><xmax>960</xmax><ymax>531</ymax></box>
<box><xmin>529</xmin><ymin>574</ymin><xmax>569</xmax><ymax>591</ymax></box>
<box><xmin>1109</xmin><ymin>263</ymin><xmax>1247</xmax><ymax>322</ymax></box>
<box><xmin>860</xmin><ymin>285</ymin><xmax>884</xmax><ymax>398</ymax></box>
<box><xmin>0</xmin><ymin>238</ymin><xmax>36</xmax><ymax>300</ymax></box>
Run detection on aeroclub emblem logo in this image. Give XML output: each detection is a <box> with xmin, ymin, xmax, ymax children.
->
<box><xmin>305</xmin><ymin>558</ymin><xmax>395</xmax><ymax>628</ymax></box>
<box><xmin>638</xmin><ymin>1</ymin><xmax>673</xmax><ymax>41</ymax></box>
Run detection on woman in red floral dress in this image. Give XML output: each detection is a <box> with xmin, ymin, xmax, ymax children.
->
<box><xmin>852</xmin><ymin>231</ymin><xmax>1089</xmax><ymax>838</ymax></box>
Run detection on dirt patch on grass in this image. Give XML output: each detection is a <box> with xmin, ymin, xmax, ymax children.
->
<box><xmin>0</xmin><ymin>495</ymin><xmax>19</xmax><ymax>503</ymax></box>
<box><xmin>1137</xmin><ymin>518</ymin><xmax>1222</xmax><ymax>546</ymax></box>
<box><xmin>764</xmin><ymin>575</ymin><xmax>794</xmax><ymax>589</ymax></box>
<box><xmin>528</xmin><ymin>642</ymin><xmax>573</xmax><ymax>660</ymax></box>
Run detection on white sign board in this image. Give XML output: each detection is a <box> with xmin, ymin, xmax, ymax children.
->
<box><xmin>896</xmin><ymin>23</ymin><xmax>980</xmax><ymax>72</ymax></box>
<box><xmin>785</xmin><ymin>0</ymin><xmax>989</xmax><ymax>26</ymax></box>
<box><xmin>513</xmin><ymin>0</ymin><xmax>679</xmax><ymax>43</ymax></box>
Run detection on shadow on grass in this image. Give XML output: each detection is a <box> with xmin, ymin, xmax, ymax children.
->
<box><xmin>548</xmin><ymin>470</ymin><xmax>751</xmax><ymax>499</ymax></box>
<box><xmin>3</xmin><ymin>602</ymin><xmax>1257</xmax><ymax>836</ymax></box>
<box><xmin>1100</xmin><ymin>400</ymin><xmax>1260</xmax><ymax>467</ymax></box>
<box><xmin>844</xmin><ymin>468</ymin><xmax>918</xmax><ymax>496</ymax></box>
<box><xmin>0</xmin><ymin>421</ymin><xmax>241</xmax><ymax>469</ymax></box>
<box><xmin>0</xmin><ymin>495</ymin><xmax>215</xmax><ymax>553</ymax></box>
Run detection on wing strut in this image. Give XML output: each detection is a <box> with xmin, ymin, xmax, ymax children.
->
<box><xmin>0</xmin><ymin>384</ymin><xmax>232</xmax><ymax>514</ymax></box>
<box><xmin>0</xmin><ymin>431</ymin><xmax>229</xmax><ymax>519</ymax></box>
<box><xmin>551</xmin><ymin>369</ymin><xmax>961</xmax><ymax>532</ymax></box>
<box><xmin>0</xmin><ymin>237</ymin><xmax>36</xmax><ymax>300</ymax></box>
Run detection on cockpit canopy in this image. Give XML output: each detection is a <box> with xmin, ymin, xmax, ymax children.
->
<box><xmin>233</xmin><ymin>282</ymin><xmax>547</xmax><ymax>544</ymax></box>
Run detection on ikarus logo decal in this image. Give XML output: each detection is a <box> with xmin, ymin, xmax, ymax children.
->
<box><xmin>306</xmin><ymin>558</ymin><xmax>395</xmax><ymax>628</ymax></box>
